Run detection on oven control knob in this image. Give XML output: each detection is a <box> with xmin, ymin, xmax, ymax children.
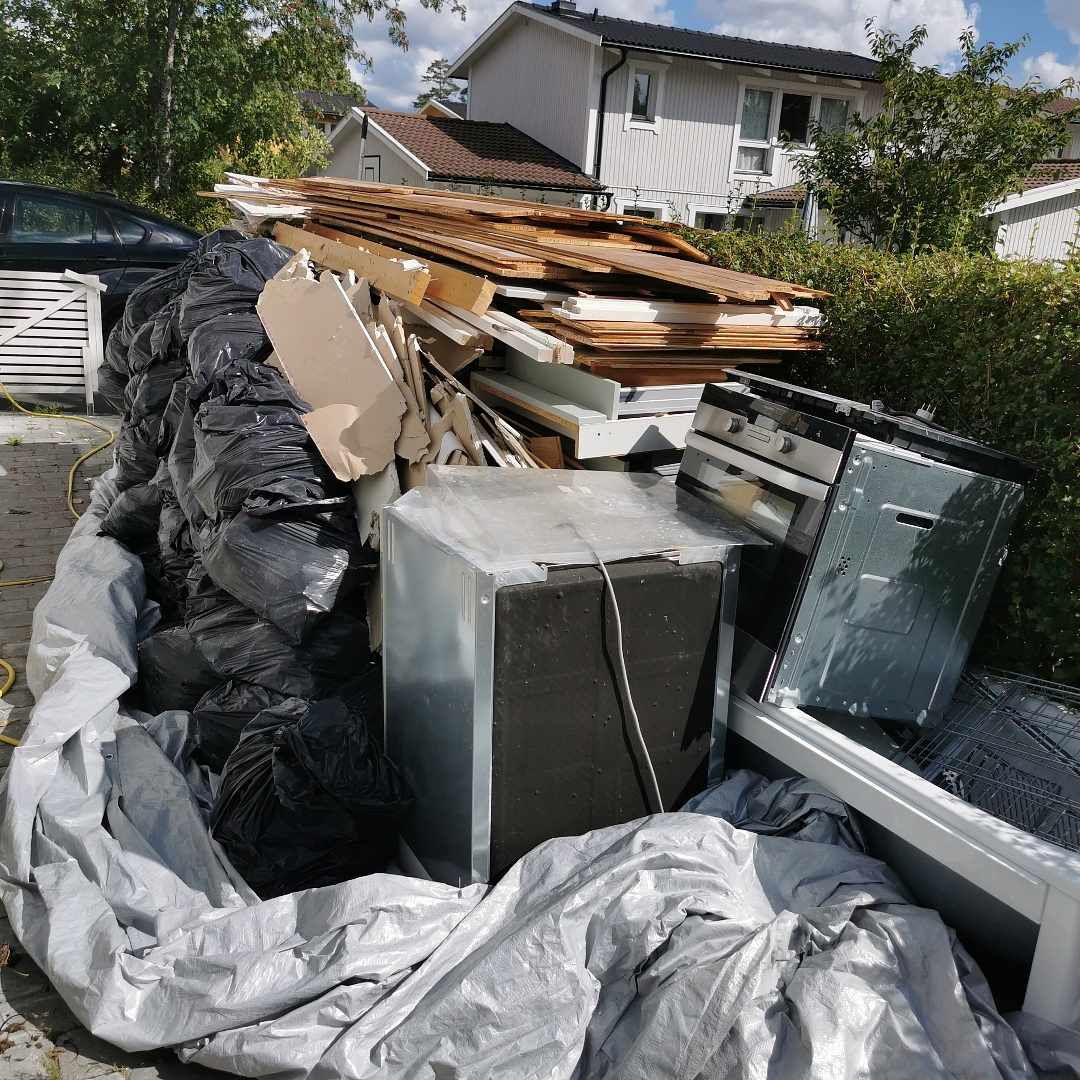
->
<box><xmin>725</xmin><ymin>416</ymin><xmax>743</xmax><ymax>433</ymax></box>
<box><xmin>777</xmin><ymin>435</ymin><xmax>795</xmax><ymax>453</ymax></box>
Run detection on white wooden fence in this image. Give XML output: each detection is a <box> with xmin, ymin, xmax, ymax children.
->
<box><xmin>0</xmin><ymin>269</ymin><xmax>105</xmax><ymax>412</ymax></box>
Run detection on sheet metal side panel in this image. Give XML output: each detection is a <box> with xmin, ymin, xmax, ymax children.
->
<box><xmin>708</xmin><ymin>549</ymin><xmax>740</xmax><ymax>783</ymax></box>
<box><xmin>383</xmin><ymin>511</ymin><xmax>494</xmax><ymax>886</ymax></box>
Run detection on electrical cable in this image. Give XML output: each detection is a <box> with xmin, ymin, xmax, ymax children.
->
<box><xmin>0</xmin><ymin>377</ymin><xmax>116</xmax><ymax>748</ymax></box>
<box><xmin>595</xmin><ymin>555</ymin><xmax>665</xmax><ymax>815</ymax></box>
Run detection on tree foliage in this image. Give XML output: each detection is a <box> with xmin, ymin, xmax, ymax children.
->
<box><xmin>0</xmin><ymin>0</ymin><xmax>464</xmax><ymax>229</ymax></box>
<box><xmin>413</xmin><ymin>57</ymin><xmax>468</xmax><ymax>110</ymax></box>
<box><xmin>794</xmin><ymin>23</ymin><xmax>1078</xmax><ymax>253</ymax></box>
<box><xmin>681</xmin><ymin>223</ymin><xmax>1080</xmax><ymax>679</ymax></box>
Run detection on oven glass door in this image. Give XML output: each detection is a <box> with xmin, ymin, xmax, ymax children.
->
<box><xmin>678</xmin><ymin>443</ymin><xmax>835</xmax><ymax>697</ymax></box>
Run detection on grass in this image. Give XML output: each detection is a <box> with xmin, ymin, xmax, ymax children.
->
<box><xmin>4</xmin><ymin>436</ymin><xmax>22</xmax><ymax>447</ymax></box>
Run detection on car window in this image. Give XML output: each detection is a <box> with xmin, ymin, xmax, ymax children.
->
<box><xmin>110</xmin><ymin>211</ymin><xmax>148</xmax><ymax>245</ymax></box>
<box><xmin>11</xmin><ymin>195</ymin><xmax>96</xmax><ymax>243</ymax></box>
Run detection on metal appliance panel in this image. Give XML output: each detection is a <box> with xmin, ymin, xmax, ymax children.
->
<box><xmin>770</xmin><ymin>440</ymin><xmax>1024</xmax><ymax>724</ymax></box>
<box><xmin>383</xmin><ymin>513</ymin><xmax>497</xmax><ymax>886</ymax></box>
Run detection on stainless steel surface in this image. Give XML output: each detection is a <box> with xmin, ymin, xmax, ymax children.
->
<box><xmin>682</xmin><ymin>432</ymin><xmax>831</xmax><ymax>502</ymax></box>
<box><xmin>383</xmin><ymin>511</ymin><xmax>498</xmax><ymax>886</ymax></box>
<box><xmin>692</xmin><ymin>400</ymin><xmax>845</xmax><ymax>484</ymax></box>
<box><xmin>708</xmin><ymin>551</ymin><xmax>741</xmax><ymax>783</ymax></box>
<box><xmin>770</xmin><ymin>440</ymin><xmax>1025</xmax><ymax>724</ymax></box>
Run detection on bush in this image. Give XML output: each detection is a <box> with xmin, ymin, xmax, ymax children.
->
<box><xmin>680</xmin><ymin>226</ymin><xmax>1080</xmax><ymax>681</ymax></box>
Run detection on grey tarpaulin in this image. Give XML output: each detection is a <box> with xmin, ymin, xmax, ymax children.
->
<box><xmin>0</xmin><ymin>473</ymin><xmax>1050</xmax><ymax>1078</ymax></box>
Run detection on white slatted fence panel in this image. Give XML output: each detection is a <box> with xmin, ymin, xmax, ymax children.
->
<box><xmin>0</xmin><ymin>270</ymin><xmax>104</xmax><ymax>410</ymax></box>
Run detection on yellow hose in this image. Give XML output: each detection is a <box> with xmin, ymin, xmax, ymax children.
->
<box><xmin>1</xmin><ymin>377</ymin><xmax>116</xmax><ymax>748</ymax></box>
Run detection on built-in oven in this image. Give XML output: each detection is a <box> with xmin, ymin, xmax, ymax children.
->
<box><xmin>678</xmin><ymin>384</ymin><xmax>850</xmax><ymax>699</ymax></box>
<box><xmin>677</xmin><ymin>377</ymin><xmax>1030</xmax><ymax>725</ymax></box>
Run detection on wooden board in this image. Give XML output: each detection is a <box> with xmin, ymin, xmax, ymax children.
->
<box><xmin>272</xmin><ymin>222</ymin><xmax>431</xmax><ymax>304</ymax></box>
<box><xmin>305</xmin><ymin>223</ymin><xmax>497</xmax><ymax>314</ymax></box>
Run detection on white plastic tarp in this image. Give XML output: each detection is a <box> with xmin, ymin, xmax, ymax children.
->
<box><xmin>0</xmin><ymin>472</ymin><xmax>1049</xmax><ymax>1078</ymax></box>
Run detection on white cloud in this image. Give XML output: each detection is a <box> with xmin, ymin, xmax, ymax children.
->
<box><xmin>1046</xmin><ymin>0</ymin><xmax>1080</xmax><ymax>47</ymax></box>
<box><xmin>703</xmin><ymin>0</ymin><xmax>980</xmax><ymax>68</ymax></box>
<box><xmin>351</xmin><ymin>0</ymin><xmax>677</xmax><ymax>111</ymax></box>
<box><xmin>1021</xmin><ymin>50</ymin><xmax>1080</xmax><ymax>88</ymax></box>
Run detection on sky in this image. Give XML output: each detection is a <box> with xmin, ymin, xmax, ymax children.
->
<box><xmin>350</xmin><ymin>0</ymin><xmax>1079</xmax><ymax>111</ymax></box>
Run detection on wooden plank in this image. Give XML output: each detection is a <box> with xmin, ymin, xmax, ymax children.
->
<box><xmin>272</xmin><ymin>222</ymin><xmax>431</xmax><ymax>305</ymax></box>
<box><xmin>306</xmin><ymin>223</ymin><xmax>496</xmax><ymax>315</ymax></box>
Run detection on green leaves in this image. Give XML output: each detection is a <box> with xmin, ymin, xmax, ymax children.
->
<box><xmin>0</xmin><ymin>0</ymin><xmax>465</xmax><ymax>225</ymax></box>
<box><xmin>795</xmin><ymin>23</ymin><xmax>1076</xmax><ymax>254</ymax></box>
<box><xmin>678</xmin><ymin>225</ymin><xmax>1080</xmax><ymax>681</ymax></box>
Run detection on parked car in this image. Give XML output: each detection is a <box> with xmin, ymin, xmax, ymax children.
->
<box><xmin>0</xmin><ymin>180</ymin><xmax>199</xmax><ymax>334</ymax></box>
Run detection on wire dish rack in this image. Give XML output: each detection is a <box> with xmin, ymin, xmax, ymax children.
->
<box><xmin>890</xmin><ymin>669</ymin><xmax>1080</xmax><ymax>853</ymax></box>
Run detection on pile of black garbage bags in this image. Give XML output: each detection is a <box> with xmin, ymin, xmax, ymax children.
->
<box><xmin>99</xmin><ymin>230</ymin><xmax>409</xmax><ymax>898</ymax></box>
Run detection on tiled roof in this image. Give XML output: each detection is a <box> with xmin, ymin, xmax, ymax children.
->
<box><xmin>436</xmin><ymin>99</ymin><xmax>468</xmax><ymax>118</ymax></box>
<box><xmin>1043</xmin><ymin>97</ymin><xmax>1080</xmax><ymax>117</ymax></box>
<box><xmin>1022</xmin><ymin>160</ymin><xmax>1080</xmax><ymax>190</ymax></box>
<box><xmin>746</xmin><ymin>184</ymin><xmax>805</xmax><ymax>207</ymax></box>
<box><xmin>365</xmin><ymin>109</ymin><xmax>602</xmax><ymax>190</ymax></box>
<box><xmin>524</xmin><ymin>3</ymin><xmax>880</xmax><ymax>81</ymax></box>
<box><xmin>299</xmin><ymin>90</ymin><xmax>363</xmax><ymax>117</ymax></box>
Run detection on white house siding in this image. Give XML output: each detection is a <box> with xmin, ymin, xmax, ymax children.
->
<box><xmin>993</xmin><ymin>191</ymin><xmax>1080</xmax><ymax>262</ymax></box>
<box><xmin>324</xmin><ymin>124</ymin><xmax>427</xmax><ymax>186</ymax></box>
<box><xmin>467</xmin><ymin>17</ymin><xmax>595</xmax><ymax>168</ymax></box>
<box><xmin>1066</xmin><ymin>127</ymin><xmax>1080</xmax><ymax>159</ymax></box>
<box><xmin>598</xmin><ymin>58</ymin><xmax>884</xmax><ymax>223</ymax></box>
<box><xmin>427</xmin><ymin>180</ymin><xmax>586</xmax><ymax>207</ymax></box>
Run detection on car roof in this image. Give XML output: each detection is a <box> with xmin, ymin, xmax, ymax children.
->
<box><xmin>0</xmin><ymin>180</ymin><xmax>199</xmax><ymax>238</ymax></box>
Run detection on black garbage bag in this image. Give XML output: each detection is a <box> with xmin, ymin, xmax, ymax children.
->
<box><xmin>167</xmin><ymin>388</ymin><xmax>205</xmax><ymax>537</ymax></box>
<box><xmin>156</xmin><ymin>378</ymin><xmax>190</xmax><ymax>459</ymax></box>
<box><xmin>191</xmin><ymin>680</ymin><xmax>290</xmax><ymax>774</ymax></box>
<box><xmin>201</xmin><ymin>506</ymin><xmax>367</xmax><ymax>642</ymax></box>
<box><xmin>125</xmin><ymin>319</ymin><xmax>158</xmax><ymax>381</ymax></box>
<box><xmin>113</xmin><ymin>416</ymin><xmax>164</xmax><ymax>491</ymax></box>
<box><xmin>210</xmin><ymin>667</ymin><xmax>409</xmax><ymax>898</ymax></box>
<box><xmin>126</xmin><ymin>356</ymin><xmax>186</xmax><ymax>426</ymax></box>
<box><xmin>136</xmin><ymin>625</ymin><xmax>222</xmax><ymax>714</ymax></box>
<box><xmin>99</xmin><ymin>482</ymin><xmax>162</xmax><ymax>550</ymax></box>
<box><xmin>184</xmin><ymin>567</ymin><xmax>369</xmax><ymax>699</ymax></box>
<box><xmin>155</xmin><ymin>481</ymin><xmax>195</xmax><ymax>625</ymax></box>
<box><xmin>186</xmin><ymin>313</ymin><xmax>271</xmax><ymax>402</ymax></box>
<box><xmin>118</xmin><ymin>227</ymin><xmax>246</xmax><ymax>345</ymax></box>
<box><xmin>194</xmin><ymin>354</ymin><xmax>306</xmax><ymax>412</ymax></box>
<box><xmin>189</xmin><ymin>402</ymin><xmax>341</xmax><ymax>519</ymax></box>
<box><xmin>99</xmin><ymin>327</ymin><xmax>130</xmax><ymax>410</ymax></box>
<box><xmin>178</xmin><ymin>239</ymin><xmax>292</xmax><ymax>342</ymax></box>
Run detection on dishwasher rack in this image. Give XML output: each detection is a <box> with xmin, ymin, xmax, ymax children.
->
<box><xmin>891</xmin><ymin>670</ymin><xmax>1080</xmax><ymax>853</ymax></box>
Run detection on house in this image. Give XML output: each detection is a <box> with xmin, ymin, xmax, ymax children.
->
<box><xmin>418</xmin><ymin>99</ymin><xmax>468</xmax><ymax>119</ymax></box>
<box><xmin>298</xmin><ymin>90</ymin><xmax>365</xmax><ymax>136</ymax></box>
<box><xmin>448</xmin><ymin>0</ymin><xmax>885</xmax><ymax>226</ymax></box>
<box><xmin>322</xmin><ymin>106</ymin><xmax>602</xmax><ymax>205</ymax></box>
<box><xmin>987</xmin><ymin>160</ymin><xmax>1080</xmax><ymax>262</ymax></box>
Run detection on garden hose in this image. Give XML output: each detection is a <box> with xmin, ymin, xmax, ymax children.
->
<box><xmin>0</xmin><ymin>377</ymin><xmax>116</xmax><ymax>747</ymax></box>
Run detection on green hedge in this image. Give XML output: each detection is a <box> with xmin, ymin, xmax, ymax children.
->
<box><xmin>679</xmin><ymin>227</ymin><xmax>1080</xmax><ymax>682</ymax></box>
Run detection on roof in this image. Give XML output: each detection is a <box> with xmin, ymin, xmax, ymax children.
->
<box><xmin>1022</xmin><ymin>159</ymin><xmax>1080</xmax><ymax>189</ymax></box>
<box><xmin>746</xmin><ymin>183</ymin><xmax>805</xmax><ymax>208</ymax></box>
<box><xmin>453</xmin><ymin>2</ymin><xmax>881</xmax><ymax>82</ymax></box>
<box><xmin>299</xmin><ymin>90</ymin><xmax>363</xmax><ymax>117</ymax></box>
<box><xmin>360</xmin><ymin>108</ymin><xmax>603</xmax><ymax>190</ymax></box>
<box><xmin>1045</xmin><ymin>96</ymin><xmax>1080</xmax><ymax>118</ymax></box>
<box><xmin>435</xmin><ymin>98</ymin><xmax>468</xmax><ymax>118</ymax></box>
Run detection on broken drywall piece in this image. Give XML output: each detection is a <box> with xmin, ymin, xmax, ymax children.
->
<box><xmin>352</xmin><ymin>460</ymin><xmax>401</xmax><ymax>549</ymax></box>
<box><xmin>257</xmin><ymin>270</ymin><xmax>406</xmax><ymax>481</ymax></box>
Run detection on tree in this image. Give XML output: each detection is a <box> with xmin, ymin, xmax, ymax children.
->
<box><xmin>0</xmin><ymin>0</ymin><xmax>465</xmax><ymax>229</ymax></box>
<box><xmin>413</xmin><ymin>58</ymin><xmax>468</xmax><ymax>110</ymax></box>
<box><xmin>794</xmin><ymin>23</ymin><xmax>1078</xmax><ymax>253</ymax></box>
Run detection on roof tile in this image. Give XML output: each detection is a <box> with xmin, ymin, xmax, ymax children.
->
<box><xmin>366</xmin><ymin>109</ymin><xmax>602</xmax><ymax>190</ymax></box>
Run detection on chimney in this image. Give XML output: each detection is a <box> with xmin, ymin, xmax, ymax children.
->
<box><xmin>549</xmin><ymin>0</ymin><xmax>577</xmax><ymax>11</ymax></box>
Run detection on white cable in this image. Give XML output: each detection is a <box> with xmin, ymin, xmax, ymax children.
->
<box><xmin>595</xmin><ymin>557</ymin><xmax>665</xmax><ymax>815</ymax></box>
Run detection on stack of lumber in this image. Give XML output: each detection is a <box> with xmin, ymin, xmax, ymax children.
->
<box><xmin>209</xmin><ymin>175</ymin><xmax>825</xmax><ymax>376</ymax></box>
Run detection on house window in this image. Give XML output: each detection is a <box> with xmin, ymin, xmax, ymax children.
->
<box><xmin>736</xmin><ymin>87</ymin><xmax>773</xmax><ymax>174</ymax></box>
<box><xmin>733</xmin><ymin>81</ymin><xmax>861</xmax><ymax>179</ymax></box>
<box><xmin>818</xmin><ymin>97</ymin><xmax>849</xmax><ymax>134</ymax></box>
<box><xmin>615</xmin><ymin>199</ymin><xmax>668</xmax><ymax>221</ymax></box>
<box><xmin>624</xmin><ymin>63</ymin><xmax>665</xmax><ymax>130</ymax></box>
<box><xmin>778</xmin><ymin>92</ymin><xmax>812</xmax><ymax>144</ymax></box>
<box><xmin>632</xmin><ymin>72</ymin><xmax>654</xmax><ymax>121</ymax></box>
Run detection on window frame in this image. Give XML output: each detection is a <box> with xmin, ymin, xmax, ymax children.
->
<box><xmin>623</xmin><ymin>60</ymin><xmax>668</xmax><ymax>132</ymax></box>
<box><xmin>614</xmin><ymin>198</ymin><xmax>670</xmax><ymax>221</ymax></box>
<box><xmin>730</xmin><ymin>77</ymin><xmax>863</xmax><ymax>183</ymax></box>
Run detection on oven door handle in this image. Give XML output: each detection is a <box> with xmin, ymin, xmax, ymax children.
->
<box><xmin>684</xmin><ymin>432</ymin><xmax>832</xmax><ymax>501</ymax></box>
